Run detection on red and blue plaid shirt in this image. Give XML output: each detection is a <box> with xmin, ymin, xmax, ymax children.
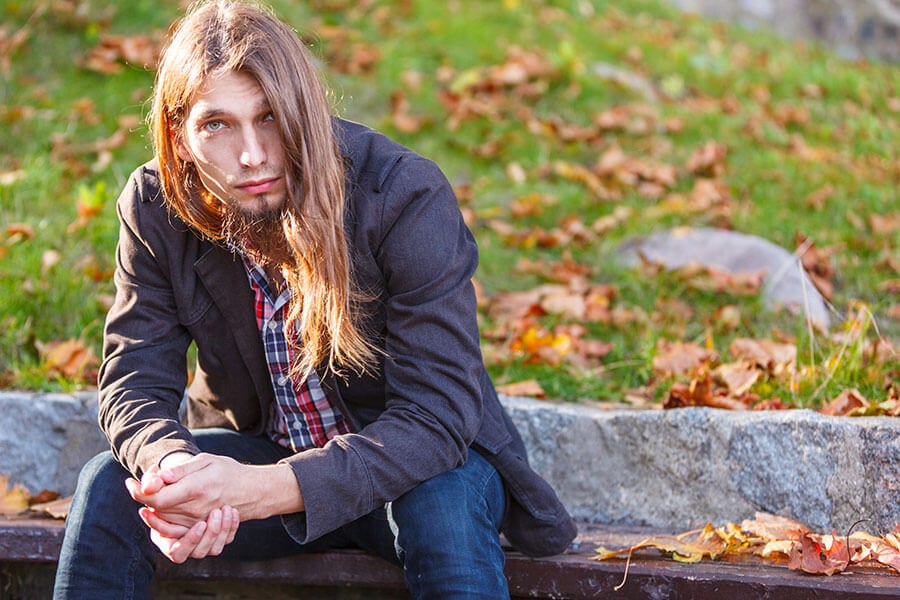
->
<box><xmin>241</xmin><ymin>255</ymin><xmax>351</xmax><ymax>452</ymax></box>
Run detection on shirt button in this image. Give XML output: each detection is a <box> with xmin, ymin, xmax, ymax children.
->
<box><xmin>277</xmin><ymin>376</ymin><xmax>290</xmax><ymax>387</ymax></box>
<box><xmin>268</xmin><ymin>320</ymin><xmax>278</xmax><ymax>330</ymax></box>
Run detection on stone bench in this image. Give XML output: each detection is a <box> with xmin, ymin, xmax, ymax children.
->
<box><xmin>3</xmin><ymin>516</ymin><xmax>900</xmax><ymax>599</ymax></box>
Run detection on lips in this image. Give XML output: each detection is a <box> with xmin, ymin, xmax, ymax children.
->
<box><xmin>237</xmin><ymin>176</ymin><xmax>279</xmax><ymax>195</ymax></box>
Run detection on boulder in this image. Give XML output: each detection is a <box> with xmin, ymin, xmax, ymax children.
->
<box><xmin>617</xmin><ymin>227</ymin><xmax>831</xmax><ymax>328</ymax></box>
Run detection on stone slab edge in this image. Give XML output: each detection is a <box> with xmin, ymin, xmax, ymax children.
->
<box><xmin>502</xmin><ymin>395</ymin><xmax>900</xmax><ymax>533</ymax></box>
<box><xmin>2</xmin><ymin>391</ymin><xmax>898</xmax><ymax>533</ymax></box>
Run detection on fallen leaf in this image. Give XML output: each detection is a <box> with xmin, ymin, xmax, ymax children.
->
<box><xmin>41</xmin><ymin>249</ymin><xmax>62</xmax><ymax>276</ymax></box>
<box><xmin>753</xmin><ymin>398</ymin><xmax>791</xmax><ymax>411</ymax></box>
<box><xmin>0</xmin><ymin>474</ymin><xmax>30</xmax><ymax>516</ymax></box>
<box><xmin>0</xmin><ymin>169</ymin><xmax>25</xmax><ymax>186</ymax></box>
<box><xmin>728</xmin><ymin>338</ymin><xmax>797</xmax><ymax>377</ymax></box>
<box><xmin>390</xmin><ymin>90</ymin><xmax>424</xmax><ymax>133</ymax></box>
<box><xmin>685</xmin><ymin>140</ymin><xmax>728</xmax><ymax>177</ymax></box>
<box><xmin>712</xmin><ymin>361</ymin><xmax>761</xmax><ymax>396</ymax></box>
<box><xmin>5</xmin><ymin>222</ymin><xmax>35</xmax><ymax>243</ymax></box>
<box><xmin>741</xmin><ymin>512</ymin><xmax>809</xmax><ymax>541</ymax></box>
<box><xmin>674</xmin><ymin>262</ymin><xmax>766</xmax><ymax>296</ymax></box>
<box><xmin>869</xmin><ymin>213</ymin><xmax>900</xmax><ymax>235</ymax></box>
<box><xmin>820</xmin><ymin>388</ymin><xmax>869</xmax><ymax>416</ymax></box>
<box><xmin>83</xmin><ymin>32</ymin><xmax>165</xmax><ymax>73</ymax></box>
<box><xmin>29</xmin><ymin>495</ymin><xmax>72</xmax><ymax>520</ymax></box>
<box><xmin>652</xmin><ymin>340</ymin><xmax>718</xmax><ymax>376</ymax></box>
<box><xmin>788</xmin><ymin>530</ymin><xmax>850</xmax><ymax>576</ymax></box>
<box><xmin>36</xmin><ymin>338</ymin><xmax>99</xmax><ymax>380</ymax></box>
<box><xmin>496</xmin><ymin>380</ymin><xmax>546</xmax><ymax>398</ymax></box>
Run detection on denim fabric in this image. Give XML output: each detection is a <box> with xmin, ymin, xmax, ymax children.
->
<box><xmin>53</xmin><ymin>429</ymin><xmax>507</xmax><ymax>599</ymax></box>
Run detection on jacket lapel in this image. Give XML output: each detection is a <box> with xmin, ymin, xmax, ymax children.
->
<box><xmin>193</xmin><ymin>244</ymin><xmax>273</xmax><ymax>405</ymax></box>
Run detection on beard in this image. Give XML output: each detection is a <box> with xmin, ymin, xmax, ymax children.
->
<box><xmin>221</xmin><ymin>194</ymin><xmax>294</xmax><ymax>269</ymax></box>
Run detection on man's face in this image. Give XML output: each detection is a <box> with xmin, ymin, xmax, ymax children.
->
<box><xmin>176</xmin><ymin>70</ymin><xmax>287</xmax><ymax>219</ymax></box>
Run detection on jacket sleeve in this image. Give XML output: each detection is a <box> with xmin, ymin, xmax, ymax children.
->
<box><xmin>281</xmin><ymin>155</ymin><xmax>484</xmax><ymax>543</ymax></box>
<box><xmin>97</xmin><ymin>167</ymin><xmax>200</xmax><ymax>477</ymax></box>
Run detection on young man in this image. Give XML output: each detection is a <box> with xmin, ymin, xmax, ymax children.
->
<box><xmin>53</xmin><ymin>1</ymin><xmax>576</xmax><ymax>598</ymax></box>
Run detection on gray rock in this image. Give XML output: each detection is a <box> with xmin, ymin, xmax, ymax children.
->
<box><xmin>665</xmin><ymin>0</ymin><xmax>900</xmax><ymax>62</ymax></box>
<box><xmin>5</xmin><ymin>390</ymin><xmax>900</xmax><ymax>535</ymax></box>
<box><xmin>501</xmin><ymin>395</ymin><xmax>900</xmax><ymax>533</ymax></box>
<box><xmin>0</xmin><ymin>392</ymin><xmax>107</xmax><ymax>496</ymax></box>
<box><xmin>618</xmin><ymin>227</ymin><xmax>832</xmax><ymax>328</ymax></box>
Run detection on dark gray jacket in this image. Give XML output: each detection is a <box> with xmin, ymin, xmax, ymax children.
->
<box><xmin>98</xmin><ymin>118</ymin><xmax>576</xmax><ymax>557</ymax></box>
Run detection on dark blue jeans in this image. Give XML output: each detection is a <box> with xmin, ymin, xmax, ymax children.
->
<box><xmin>53</xmin><ymin>429</ymin><xmax>508</xmax><ymax>599</ymax></box>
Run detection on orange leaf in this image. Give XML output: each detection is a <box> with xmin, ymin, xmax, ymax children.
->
<box><xmin>0</xmin><ymin>474</ymin><xmax>30</xmax><ymax>516</ymax></box>
<box><xmin>652</xmin><ymin>340</ymin><xmax>718</xmax><ymax>376</ymax></box>
<box><xmin>685</xmin><ymin>140</ymin><xmax>727</xmax><ymax>177</ymax></box>
<box><xmin>788</xmin><ymin>531</ymin><xmax>850</xmax><ymax>576</ymax></box>
<box><xmin>36</xmin><ymin>338</ymin><xmax>99</xmax><ymax>380</ymax></box>
<box><xmin>741</xmin><ymin>512</ymin><xmax>809</xmax><ymax>542</ymax></box>
<box><xmin>712</xmin><ymin>361</ymin><xmax>761</xmax><ymax>396</ymax></box>
<box><xmin>820</xmin><ymin>388</ymin><xmax>869</xmax><ymax>416</ymax></box>
<box><xmin>496</xmin><ymin>380</ymin><xmax>546</xmax><ymax>398</ymax></box>
<box><xmin>28</xmin><ymin>495</ymin><xmax>72</xmax><ymax>521</ymax></box>
<box><xmin>728</xmin><ymin>338</ymin><xmax>797</xmax><ymax>377</ymax></box>
<box><xmin>5</xmin><ymin>222</ymin><xmax>34</xmax><ymax>243</ymax></box>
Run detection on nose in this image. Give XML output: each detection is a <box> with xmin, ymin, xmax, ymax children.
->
<box><xmin>239</xmin><ymin>128</ymin><xmax>267</xmax><ymax>168</ymax></box>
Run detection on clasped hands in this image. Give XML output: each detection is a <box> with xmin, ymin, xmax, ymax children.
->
<box><xmin>125</xmin><ymin>452</ymin><xmax>243</xmax><ymax>564</ymax></box>
<box><xmin>126</xmin><ymin>451</ymin><xmax>304</xmax><ymax>564</ymax></box>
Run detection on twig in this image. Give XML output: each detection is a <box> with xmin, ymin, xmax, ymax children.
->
<box><xmin>613</xmin><ymin>545</ymin><xmax>636</xmax><ymax>592</ymax></box>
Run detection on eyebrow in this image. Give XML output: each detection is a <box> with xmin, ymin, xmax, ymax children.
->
<box><xmin>192</xmin><ymin>99</ymin><xmax>272</xmax><ymax>122</ymax></box>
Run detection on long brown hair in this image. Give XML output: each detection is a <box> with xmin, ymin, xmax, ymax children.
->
<box><xmin>150</xmin><ymin>0</ymin><xmax>376</xmax><ymax>379</ymax></box>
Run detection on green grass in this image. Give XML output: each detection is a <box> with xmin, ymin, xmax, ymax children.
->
<box><xmin>1</xmin><ymin>0</ymin><xmax>897</xmax><ymax>406</ymax></box>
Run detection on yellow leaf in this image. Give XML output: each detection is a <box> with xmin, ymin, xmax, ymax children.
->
<box><xmin>0</xmin><ymin>474</ymin><xmax>30</xmax><ymax>516</ymax></box>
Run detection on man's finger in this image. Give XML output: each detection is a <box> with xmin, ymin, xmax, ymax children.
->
<box><xmin>138</xmin><ymin>506</ymin><xmax>192</xmax><ymax>538</ymax></box>
<box><xmin>159</xmin><ymin>452</ymin><xmax>212</xmax><ymax>484</ymax></box>
<box><xmin>209</xmin><ymin>506</ymin><xmax>239</xmax><ymax>555</ymax></box>
<box><xmin>165</xmin><ymin>520</ymin><xmax>207</xmax><ymax>564</ymax></box>
<box><xmin>189</xmin><ymin>508</ymin><xmax>222</xmax><ymax>559</ymax></box>
<box><xmin>224</xmin><ymin>507</ymin><xmax>240</xmax><ymax>545</ymax></box>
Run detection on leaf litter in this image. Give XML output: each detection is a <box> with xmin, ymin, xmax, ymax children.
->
<box><xmin>594</xmin><ymin>512</ymin><xmax>900</xmax><ymax>587</ymax></box>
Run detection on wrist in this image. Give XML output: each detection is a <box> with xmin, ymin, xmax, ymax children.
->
<box><xmin>246</xmin><ymin>463</ymin><xmax>304</xmax><ymax>520</ymax></box>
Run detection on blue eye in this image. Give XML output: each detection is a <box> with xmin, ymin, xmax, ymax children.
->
<box><xmin>263</xmin><ymin>112</ymin><xmax>275</xmax><ymax>122</ymax></box>
<box><xmin>204</xmin><ymin>121</ymin><xmax>225</xmax><ymax>132</ymax></box>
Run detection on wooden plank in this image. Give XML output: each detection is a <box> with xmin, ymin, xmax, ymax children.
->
<box><xmin>3</xmin><ymin>517</ymin><xmax>900</xmax><ymax>599</ymax></box>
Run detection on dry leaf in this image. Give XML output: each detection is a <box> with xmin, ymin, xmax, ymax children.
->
<box><xmin>29</xmin><ymin>495</ymin><xmax>72</xmax><ymax>520</ymax></box>
<box><xmin>728</xmin><ymin>338</ymin><xmax>797</xmax><ymax>376</ymax></box>
<box><xmin>820</xmin><ymin>388</ymin><xmax>869</xmax><ymax>416</ymax></box>
<box><xmin>869</xmin><ymin>213</ymin><xmax>900</xmax><ymax>235</ymax></box>
<box><xmin>36</xmin><ymin>338</ymin><xmax>99</xmax><ymax>380</ymax></box>
<box><xmin>788</xmin><ymin>531</ymin><xmax>850</xmax><ymax>576</ymax></box>
<box><xmin>496</xmin><ymin>380</ymin><xmax>546</xmax><ymax>398</ymax></box>
<box><xmin>5</xmin><ymin>222</ymin><xmax>35</xmax><ymax>243</ymax></box>
<box><xmin>0</xmin><ymin>169</ymin><xmax>25</xmax><ymax>186</ymax></box>
<box><xmin>685</xmin><ymin>141</ymin><xmax>727</xmax><ymax>177</ymax></box>
<box><xmin>712</xmin><ymin>361</ymin><xmax>761</xmax><ymax>396</ymax></box>
<box><xmin>0</xmin><ymin>474</ymin><xmax>30</xmax><ymax>516</ymax></box>
<box><xmin>41</xmin><ymin>249</ymin><xmax>62</xmax><ymax>276</ymax></box>
<box><xmin>652</xmin><ymin>340</ymin><xmax>718</xmax><ymax>376</ymax></box>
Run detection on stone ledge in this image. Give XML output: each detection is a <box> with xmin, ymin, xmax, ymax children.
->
<box><xmin>2</xmin><ymin>391</ymin><xmax>899</xmax><ymax>533</ymax></box>
<box><xmin>503</xmin><ymin>396</ymin><xmax>900</xmax><ymax>533</ymax></box>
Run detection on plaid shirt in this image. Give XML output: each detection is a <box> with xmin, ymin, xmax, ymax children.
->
<box><xmin>241</xmin><ymin>256</ymin><xmax>351</xmax><ymax>452</ymax></box>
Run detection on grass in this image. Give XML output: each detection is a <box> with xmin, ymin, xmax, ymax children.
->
<box><xmin>1</xmin><ymin>0</ymin><xmax>897</xmax><ymax>406</ymax></box>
